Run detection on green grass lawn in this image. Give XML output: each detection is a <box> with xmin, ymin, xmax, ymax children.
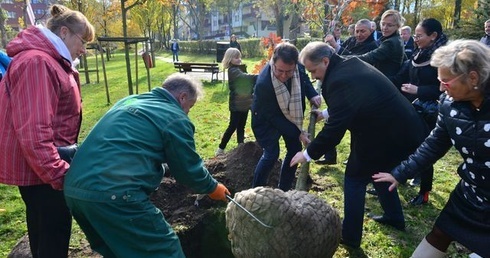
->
<box><xmin>0</xmin><ymin>50</ymin><xmax>469</xmax><ymax>257</ymax></box>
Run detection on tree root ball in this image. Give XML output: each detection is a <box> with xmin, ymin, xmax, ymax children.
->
<box><xmin>225</xmin><ymin>187</ymin><xmax>341</xmax><ymax>258</ymax></box>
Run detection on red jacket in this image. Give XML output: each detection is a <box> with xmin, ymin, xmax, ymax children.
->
<box><xmin>0</xmin><ymin>26</ymin><xmax>82</xmax><ymax>190</ymax></box>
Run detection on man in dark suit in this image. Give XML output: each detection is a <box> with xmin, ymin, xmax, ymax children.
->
<box><xmin>400</xmin><ymin>26</ymin><xmax>415</xmax><ymax>59</ymax></box>
<box><xmin>293</xmin><ymin>42</ymin><xmax>428</xmax><ymax>249</ymax></box>
<box><xmin>371</xmin><ymin>21</ymin><xmax>382</xmax><ymax>44</ymax></box>
<box><xmin>251</xmin><ymin>42</ymin><xmax>321</xmax><ymax>191</ymax></box>
<box><xmin>326</xmin><ymin>19</ymin><xmax>378</xmax><ymax>56</ymax></box>
<box><xmin>480</xmin><ymin>19</ymin><xmax>490</xmax><ymax>47</ymax></box>
<box><xmin>321</xmin><ymin>18</ymin><xmax>379</xmax><ymax>165</ymax></box>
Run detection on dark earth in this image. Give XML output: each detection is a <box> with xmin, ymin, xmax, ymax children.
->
<box><xmin>150</xmin><ymin>142</ymin><xmax>282</xmax><ymax>258</ymax></box>
<box><xmin>9</xmin><ymin>142</ymin><xmax>307</xmax><ymax>258</ymax></box>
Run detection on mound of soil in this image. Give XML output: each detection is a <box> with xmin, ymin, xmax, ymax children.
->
<box><xmin>9</xmin><ymin>142</ymin><xmax>282</xmax><ymax>258</ymax></box>
<box><xmin>150</xmin><ymin>142</ymin><xmax>281</xmax><ymax>257</ymax></box>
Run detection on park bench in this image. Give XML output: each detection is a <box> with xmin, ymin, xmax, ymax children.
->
<box><xmin>174</xmin><ymin>62</ymin><xmax>220</xmax><ymax>81</ymax></box>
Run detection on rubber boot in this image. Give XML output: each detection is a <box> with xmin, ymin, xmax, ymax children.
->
<box><xmin>411</xmin><ymin>238</ymin><xmax>445</xmax><ymax>258</ymax></box>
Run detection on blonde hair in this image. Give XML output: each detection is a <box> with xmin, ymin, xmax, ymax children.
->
<box><xmin>46</xmin><ymin>4</ymin><xmax>95</xmax><ymax>43</ymax></box>
<box><xmin>221</xmin><ymin>48</ymin><xmax>241</xmax><ymax>69</ymax></box>
<box><xmin>381</xmin><ymin>10</ymin><xmax>404</xmax><ymax>28</ymax></box>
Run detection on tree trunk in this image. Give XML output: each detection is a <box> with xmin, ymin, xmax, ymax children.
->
<box><xmin>288</xmin><ymin>4</ymin><xmax>300</xmax><ymax>42</ymax></box>
<box><xmin>295</xmin><ymin>81</ymin><xmax>322</xmax><ymax>191</ymax></box>
<box><xmin>452</xmin><ymin>0</ymin><xmax>462</xmax><ymax>28</ymax></box>
<box><xmin>0</xmin><ymin>8</ymin><xmax>8</xmax><ymax>49</ymax></box>
<box><xmin>122</xmin><ymin>0</ymin><xmax>134</xmax><ymax>95</ymax></box>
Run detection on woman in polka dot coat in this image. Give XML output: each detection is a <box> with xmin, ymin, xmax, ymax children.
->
<box><xmin>373</xmin><ymin>39</ymin><xmax>490</xmax><ymax>258</ymax></box>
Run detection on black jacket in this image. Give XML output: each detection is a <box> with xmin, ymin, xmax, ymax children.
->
<box><xmin>391</xmin><ymin>59</ymin><xmax>442</xmax><ymax>103</ymax></box>
<box><xmin>392</xmin><ymin>93</ymin><xmax>490</xmax><ymax>208</ymax></box>
<box><xmin>307</xmin><ymin>54</ymin><xmax>428</xmax><ymax>177</ymax></box>
<box><xmin>227</xmin><ymin>65</ymin><xmax>257</xmax><ymax>112</ymax></box>
<box><xmin>357</xmin><ymin>32</ymin><xmax>405</xmax><ymax>77</ymax></box>
<box><xmin>403</xmin><ymin>36</ymin><xmax>415</xmax><ymax>59</ymax></box>
<box><xmin>338</xmin><ymin>33</ymin><xmax>378</xmax><ymax>55</ymax></box>
<box><xmin>252</xmin><ymin>63</ymin><xmax>318</xmax><ymax>136</ymax></box>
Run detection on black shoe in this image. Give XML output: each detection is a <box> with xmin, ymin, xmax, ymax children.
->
<box><xmin>409</xmin><ymin>192</ymin><xmax>429</xmax><ymax>206</ymax></box>
<box><xmin>366</xmin><ymin>188</ymin><xmax>378</xmax><ymax>196</ymax></box>
<box><xmin>315</xmin><ymin>158</ymin><xmax>337</xmax><ymax>165</ymax></box>
<box><xmin>340</xmin><ymin>238</ymin><xmax>360</xmax><ymax>249</ymax></box>
<box><xmin>370</xmin><ymin>215</ymin><xmax>405</xmax><ymax>231</ymax></box>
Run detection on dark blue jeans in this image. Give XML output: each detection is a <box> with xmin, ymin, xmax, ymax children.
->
<box><xmin>252</xmin><ymin>122</ymin><xmax>301</xmax><ymax>191</ymax></box>
<box><xmin>219</xmin><ymin>111</ymin><xmax>248</xmax><ymax>149</ymax></box>
<box><xmin>172</xmin><ymin>51</ymin><xmax>179</xmax><ymax>62</ymax></box>
<box><xmin>341</xmin><ymin>175</ymin><xmax>404</xmax><ymax>247</ymax></box>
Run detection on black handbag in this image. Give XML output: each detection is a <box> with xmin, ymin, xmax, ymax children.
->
<box><xmin>57</xmin><ymin>144</ymin><xmax>78</xmax><ymax>164</ymax></box>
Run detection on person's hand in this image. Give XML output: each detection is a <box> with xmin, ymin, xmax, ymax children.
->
<box><xmin>310</xmin><ymin>95</ymin><xmax>322</xmax><ymax>108</ymax></box>
<box><xmin>324</xmin><ymin>34</ymin><xmax>337</xmax><ymax>48</ymax></box>
<box><xmin>299</xmin><ymin>131</ymin><xmax>310</xmax><ymax>146</ymax></box>
<box><xmin>372</xmin><ymin>172</ymin><xmax>399</xmax><ymax>192</ymax></box>
<box><xmin>208</xmin><ymin>183</ymin><xmax>230</xmax><ymax>202</ymax></box>
<box><xmin>290</xmin><ymin>151</ymin><xmax>307</xmax><ymax>167</ymax></box>
<box><xmin>401</xmin><ymin>83</ymin><xmax>418</xmax><ymax>95</ymax></box>
<box><xmin>311</xmin><ymin>109</ymin><xmax>324</xmax><ymax>122</ymax></box>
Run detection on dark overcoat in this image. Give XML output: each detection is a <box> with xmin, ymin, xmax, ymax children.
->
<box><xmin>251</xmin><ymin>63</ymin><xmax>318</xmax><ymax>138</ymax></box>
<box><xmin>307</xmin><ymin>54</ymin><xmax>428</xmax><ymax>177</ymax></box>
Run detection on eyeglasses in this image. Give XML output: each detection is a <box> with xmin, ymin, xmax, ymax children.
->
<box><xmin>413</xmin><ymin>34</ymin><xmax>424</xmax><ymax>40</ymax></box>
<box><xmin>68</xmin><ymin>27</ymin><xmax>87</xmax><ymax>47</ymax></box>
<box><xmin>273</xmin><ymin>64</ymin><xmax>295</xmax><ymax>76</ymax></box>
<box><xmin>380</xmin><ymin>22</ymin><xmax>397</xmax><ymax>28</ymax></box>
<box><xmin>438</xmin><ymin>74</ymin><xmax>464</xmax><ymax>89</ymax></box>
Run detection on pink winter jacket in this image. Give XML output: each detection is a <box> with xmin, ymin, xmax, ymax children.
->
<box><xmin>0</xmin><ymin>26</ymin><xmax>82</xmax><ymax>190</ymax></box>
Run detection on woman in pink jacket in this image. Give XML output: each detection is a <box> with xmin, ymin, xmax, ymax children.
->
<box><xmin>0</xmin><ymin>5</ymin><xmax>94</xmax><ymax>258</ymax></box>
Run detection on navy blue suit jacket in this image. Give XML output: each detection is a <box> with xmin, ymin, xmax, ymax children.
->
<box><xmin>252</xmin><ymin>63</ymin><xmax>318</xmax><ymax>139</ymax></box>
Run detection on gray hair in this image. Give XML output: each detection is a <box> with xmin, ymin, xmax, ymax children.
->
<box><xmin>400</xmin><ymin>25</ymin><xmax>411</xmax><ymax>34</ymax></box>
<box><xmin>431</xmin><ymin>40</ymin><xmax>490</xmax><ymax>89</ymax></box>
<box><xmin>357</xmin><ymin>19</ymin><xmax>373</xmax><ymax>31</ymax></box>
<box><xmin>298</xmin><ymin>42</ymin><xmax>335</xmax><ymax>65</ymax></box>
<box><xmin>162</xmin><ymin>73</ymin><xmax>204</xmax><ymax>101</ymax></box>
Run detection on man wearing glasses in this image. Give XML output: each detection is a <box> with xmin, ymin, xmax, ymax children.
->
<box><xmin>251</xmin><ymin>42</ymin><xmax>321</xmax><ymax>191</ymax></box>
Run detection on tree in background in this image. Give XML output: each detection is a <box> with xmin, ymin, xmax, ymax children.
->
<box><xmin>252</xmin><ymin>32</ymin><xmax>282</xmax><ymax>74</ymax></box>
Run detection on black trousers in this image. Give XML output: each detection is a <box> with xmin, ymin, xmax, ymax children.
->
<box><xmin>18</xmin><ymin>184</ymin><xmax>72</xmax><ymax>258</ymax></box>
<box><xmin>219</xmin><ymin>110</ymin><xmax>249</xmax><ymax>149</ymax></box>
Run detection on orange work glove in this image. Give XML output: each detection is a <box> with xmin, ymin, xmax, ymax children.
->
<box><xmin>208</xmin><ymin>183</ymin><xmax>230</xmax><ymax>202</ymax></box>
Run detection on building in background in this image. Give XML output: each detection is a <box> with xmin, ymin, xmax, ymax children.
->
<box><xmin>1</xmin><ymin>0</ymin><xmax>57</xmax><ymax>31</ymax></box>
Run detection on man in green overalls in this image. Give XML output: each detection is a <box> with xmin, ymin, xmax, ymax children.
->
<box><xmin>64</xmin><ymin>73</ymin><xmax>230</xmax><ymax>258</ymax></box>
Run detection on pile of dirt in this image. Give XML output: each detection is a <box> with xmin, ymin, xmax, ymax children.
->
<box><xmin>150</xmin><ymin>142</ymin><xmax>281</xmax><ymax>257</ymax></box>
<box><xmin>150</xmin><ymin>142</ymin><xmax>280</xmax><ymax>229</ymax></box>
<box><xmin>10</xmin><ymin>142</ymin><xmax>281</xmax><ymax>258</ymax></box>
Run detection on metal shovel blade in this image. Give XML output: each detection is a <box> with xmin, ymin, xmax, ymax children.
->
<box><xmin>226</xmin><ymin>195</ymin><xmax>272</xmax><ymax>228</ymax></box>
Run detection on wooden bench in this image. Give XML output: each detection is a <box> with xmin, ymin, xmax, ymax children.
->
<box><xmin>174</xmin><ymin>62</ymin><xmax>220</xmax><ymax>81</ymax></box>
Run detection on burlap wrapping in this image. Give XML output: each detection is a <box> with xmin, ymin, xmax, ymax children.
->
<box><xmin>225</xmin><ymin>187</ymin><xmax>341</xmax><ymax>258</ymax></box>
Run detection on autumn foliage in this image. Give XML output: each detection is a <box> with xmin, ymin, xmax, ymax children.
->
<box><xmin>252</xmin><ymin>33</ymin><xmax>283</xmax><ymax>74</ymax></box>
